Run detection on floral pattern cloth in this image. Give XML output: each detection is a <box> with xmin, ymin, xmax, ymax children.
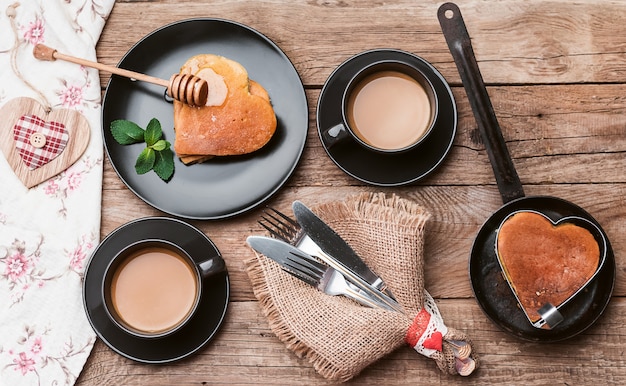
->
<box><xmin>0</xmin><ymin>0</ymin><xmax>115</xmax><ymax>385</ymax></box>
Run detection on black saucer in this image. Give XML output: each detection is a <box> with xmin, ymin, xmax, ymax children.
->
<box><xmin>316</xmin><ymin>49</ymin><xmax>457</xmax><ymax>186</ymax></box>
<box><xmin>83</xmin><ymin>217</ymin><xmax>229</xmax><ymax>363</ymax></box>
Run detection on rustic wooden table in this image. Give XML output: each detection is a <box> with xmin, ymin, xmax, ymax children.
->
<box><xmin>77</xmin><ymin>0</ymin><xmax>626</xmax><ymax>384</ymax></box>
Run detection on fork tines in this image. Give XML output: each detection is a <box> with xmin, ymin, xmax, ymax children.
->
<box><xmin>280</xmin><ymin>250</ymin><xmax>327</xmax><ymax>287</ymax></box>
<box><xmin>287</xmin><ymin>250</ymin><xmax>326</xmax><ymax>276</ymax></box>
<box><xmin>258</xmin><ymin>207</ymin><xmax>301</xmax><ymax>241</ymax></box>
<box><xmin>281</xmin><ymin>265</ymin><xmax>319</xmax><ymax>287</ymax></box>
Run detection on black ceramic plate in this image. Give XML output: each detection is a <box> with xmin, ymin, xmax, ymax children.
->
<box><xmin>102</xmin><ymin>19</ymin><xmax>308</xmax><ymax>219</ymax></box>
<box><xmin>83</xmin><ymin>217</ymin><xmax>229</xmax><ymax>363</ymax></box>
<box><xmin>470</xmin><ymin>196</ymin><xmax>615</xmax><ymax>342</ymax></box>
<box><xmin>316</xmin><ymin>49</ymin><xmax>456</xmax><ymax>186</ymax></box>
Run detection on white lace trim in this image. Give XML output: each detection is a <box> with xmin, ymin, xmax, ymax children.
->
<box><xmin>412</xmin><ymin>290</ymin><xmax>448</xmax><ymax>358</ymax></box>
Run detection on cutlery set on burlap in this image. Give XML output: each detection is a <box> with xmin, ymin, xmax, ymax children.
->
<box><xmin>246</xmin><ymin>200</ymin><xmax>475</xmax><ymax>375</ymax></box>
<box><xmin>247</xmin><ymin>201</ymin><xmax>400</xmax><ymax>312</ymax></box>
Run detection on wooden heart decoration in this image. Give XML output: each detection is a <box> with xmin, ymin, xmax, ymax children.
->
<box><xmin>495</xmin><ymin>211</ymin><xmax>603</xmax><ymax>325</ymax></box>
<box><xmin>0</xmin><ymin>97</ymin><xmax>90</xmax><ymax>188</ymax></box>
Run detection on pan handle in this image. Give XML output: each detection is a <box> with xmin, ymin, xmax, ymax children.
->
<box><xmin>438</xmin><ymin>3</ymin><xmax>524</xmax><ymax>204</ymax></box>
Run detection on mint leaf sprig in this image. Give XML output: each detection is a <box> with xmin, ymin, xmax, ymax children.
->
<box><xmin>110</xmin><ymin>118</ymin><xmax>175</xmax><ymax>181</ymax></box>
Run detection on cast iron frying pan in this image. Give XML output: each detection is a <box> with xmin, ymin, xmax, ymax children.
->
<box><xmin>438</xmin><ymin>2</ymin><xmax>615</xmax><ymax>341</ymax></box>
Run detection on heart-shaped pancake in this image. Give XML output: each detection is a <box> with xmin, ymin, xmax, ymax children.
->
<box><xmin>0</xmin><ymin>97</ymin><xmax>90</xmax><ymax>188</ymax></box>
<box><xmin>173</xmin><ymin>54</ymin><xmax>276</xmax><ymax>162</ymax></box>
<box><xmin>495</xmin><ymin>211</ymin><xmax>601</xmax><ymax>324</ymax></box>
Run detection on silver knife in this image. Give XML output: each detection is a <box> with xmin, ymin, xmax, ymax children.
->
<box><xmin>246</xmin><ymin>235</ymin><xmax>390</xmax><ymax>310</ymax></box>
<box><xmin>292</xmin><ymin>201</ymin><xmax>400</xmax><ymax>309</ymax></box>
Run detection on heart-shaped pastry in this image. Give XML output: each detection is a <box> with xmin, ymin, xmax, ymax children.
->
<box><xmin>0</xmin><ymin>97</ymin><xmax>90</xmax><ymax>188</ymax></box>
<box><xmin>495</xmin><ymin>210</ymin><xmax>603</xmax><ymax>325</ymax></box>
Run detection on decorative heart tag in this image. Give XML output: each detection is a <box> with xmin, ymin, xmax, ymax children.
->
<box><xmin>495</xmin><ymin>211</ymin><xmax>604</xmax><ymax>326</ymax></box>
<box><xmin>13</xmin><ymin>114</ymin><xmax>69</xmax><ymax>170</ymax></box>
<box><xmin>0</xmin><ymin>97</ymin><xmax>90</xmax><ymax>188</ymax></box>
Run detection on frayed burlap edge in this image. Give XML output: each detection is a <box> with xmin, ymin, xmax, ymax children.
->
<box><xmin>316</xmin><ymin>192</ymin><xmax>431</xmax><ymax>225</ymax></box>
<box><xmin>245</xmin><ymin>252</ymin><xmax>391</xmax><ymax>382</ymax></box>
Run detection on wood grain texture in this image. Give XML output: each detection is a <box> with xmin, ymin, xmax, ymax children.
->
<box><xmin>80</xmin><ymin>0</ymin><xmax>626</xmax><ymax>384</ymax></box>
<box><xmin>97</xmin><ymin>0</ymin><xmax>626</xmax><ymax>86</ymax></box>
<box><xmin>78</xmin><ymin>299</ymin><xmax>626</xmax><ymax>385</ymax></box>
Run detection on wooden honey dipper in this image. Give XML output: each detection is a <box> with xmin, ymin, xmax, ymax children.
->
<box><xmin>33</xmin><ymin>44</ymin><xmax>208</xmax><ymax>107</ymax></box>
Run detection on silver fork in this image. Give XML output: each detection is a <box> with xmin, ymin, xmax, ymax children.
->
<box><xmin>277</xmin><ymin>246</ymin><xmax>387</xmax><ymax>309</ymax></box>
<box><xmin>259</xmin><ymin>207</ymin><xmax>401</xmax><ymax>312</ymax></box>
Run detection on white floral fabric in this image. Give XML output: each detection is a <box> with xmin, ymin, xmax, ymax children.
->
<box><xmin>0</xmin><ymin>1</ymin><xmax>114</xmax><ymax>385</ymax></box>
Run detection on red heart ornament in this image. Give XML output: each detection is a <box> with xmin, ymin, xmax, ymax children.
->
<box><xmin>422</xmin><ymin>331</ymin><xmax>443</xmax><ymax>351</ymax></box>
<box><xmin>13</xmin><ymin>114</ymin><xmax>69</xmax><ymax>170</ymax></box>
<box><xmin>0</xmin><ymin>97</ymin><xmax>90</xmax><ymax>188</ymax></box>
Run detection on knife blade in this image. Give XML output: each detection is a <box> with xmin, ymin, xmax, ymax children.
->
<box><xmin>246</xmin><ymin>235</ymin><xmax>318</xmax><ymax>284</ymax></box>
<box><xmin>246</xmin><ymin>235</ymin><xmax>391</xmax><ymax>310</ymax></box>
<box><xmin>292</xmin><ymin>200</ymin><xmax>398</xmax><ymax>302</ymax></box>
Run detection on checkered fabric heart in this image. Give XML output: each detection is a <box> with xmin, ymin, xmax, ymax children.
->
<box><xmin>13</xmin><ymin>114</ymin><xmax>69</xmax><ymax>170</ymax></box>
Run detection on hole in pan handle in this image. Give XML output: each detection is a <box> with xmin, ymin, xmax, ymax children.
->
<box><xmin>437</xmin><ymin>2</ymin><xmax>524</xmax><ymax>204</ymax></box>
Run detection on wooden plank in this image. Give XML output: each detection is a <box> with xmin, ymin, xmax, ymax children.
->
<box><xmin>77</xmin><ymin>298</ymin><xmax>626</xmax><ymax>385</ymax></box>
<box><xmin>100</xmin><ymin>183</ymin><xmax>626</xmax><ymax>301</ymax></box>
<box><xmin>97</xmin><ymin>0</ymin><xmax>626</xmax><ymax>87</ymax></box>
<box><xmin>100</xmin><ymin>83</ymin><xmax>626</xmax><ymax>189</ymax></box>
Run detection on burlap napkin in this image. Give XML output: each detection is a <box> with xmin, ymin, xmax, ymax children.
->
<box><xmin>246</xmin><ymin>193</ymin><xmax>479</xmax><ymax>381</ymax></box>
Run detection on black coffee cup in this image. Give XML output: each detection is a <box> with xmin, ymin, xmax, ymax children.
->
<box><xmin>322</xmin><ymin>59</ymin><xmax>439</xmax><ymax>153</ymax></box>
<box><xmin>102</xmin><ymin>239</ymin><xmax>225</xmax><ymax>338</ymax></box>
